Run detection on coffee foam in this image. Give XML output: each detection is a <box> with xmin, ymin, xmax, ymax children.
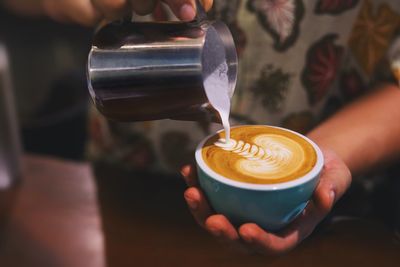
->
<box><xmin>202</xmin><ymin>126</ymin><xmax>317</xmax><ymax>184</ymax></box>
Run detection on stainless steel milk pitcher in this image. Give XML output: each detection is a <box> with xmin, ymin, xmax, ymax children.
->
<box><xmin>87</xmin><ymin>1</ymin><xmax>237</xmax><ymax>121</ymax></box>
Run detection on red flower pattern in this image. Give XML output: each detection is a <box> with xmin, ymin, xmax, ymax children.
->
<box><xmin>302</xmin><ymin>34</ymin><xmax>344</xmax><ymax>105</ymax></box>
<box><xmin>340</xmin><ymin>68</ymin><xmax>366</xmax><ymax>101</ymax></box>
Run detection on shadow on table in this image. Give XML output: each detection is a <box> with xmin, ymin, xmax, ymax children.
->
<box><xmin>0</xmin><ymin>221</ymin><xmax>62</xmax><ymax>267</ymax></box>
<box><xmin>0</xmin><ymin>182</ymin><xmax>60</xmax><ymax>266</ymax></box>
<box><xmin>0</xmin><ymin>156</ymin><xmax>105</xmax><ymax>267</ymax></box>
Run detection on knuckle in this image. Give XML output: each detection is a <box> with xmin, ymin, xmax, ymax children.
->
<box><xmin>43</xmin><ymin>0</ymin><xmax>65</xmax><ymax>21</ymax></box>
<box><xmin>205</xmin><ymin>214</ymin><xmax>222</xmax><ymax>228</ymax></box>
<box><xmin>76</xmin><ymin>10</ymin><xmax>100</xmax><ymax>26</ymax></box>
<box><xmin>98</xmin><ymin>0</ymin><xmax>126</xmax><ymax>10</ymax></box>
<box><xmin>183</xmin><ymin>188</ymin><xmax>196</xmax><ymax>201</ymax></box>
<box><xmin>131</xmin><ymin>0</ymin><xmax>157</xmax><ymax>15</ymax></box>
<box><xmin>205</xmin><ymin>214</ymin><xmax>227</xmax><ymax>232</ymax></box>
<box><xmin>204</xmin><ymin>218</ymin><xmax>219</xmax><ymax>232</ymax></box>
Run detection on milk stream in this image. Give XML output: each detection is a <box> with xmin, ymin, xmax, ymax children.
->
<box><xmin>203</xmin><ymin>61</ymin><xmax>231</xmax><ymax>143</ymax></box>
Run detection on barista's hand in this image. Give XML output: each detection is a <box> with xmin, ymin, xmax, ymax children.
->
<box><xmin>2</xmin><ymin>0</ymin><xmax>213</xmax><ymax>26</ymax></box>
<box><xmin>90</xmin><ymin>0</ymin><xmax>213</xmax><ymax>22</ymax></box>
<box><xmin>180</xmin><ymin>149</ymin><xmax>351</xmax><ymax>255</ymax></box>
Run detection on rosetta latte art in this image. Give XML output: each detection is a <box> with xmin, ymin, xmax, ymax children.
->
<box><xmin>202</xmin><ymin>126</ymin><xmax>317</xmax><ymax>184</ymax></box>
<box><xmin>215</xmin><ymin>135</ymin><xmax>298</xmax><ymax>178</ymax></box>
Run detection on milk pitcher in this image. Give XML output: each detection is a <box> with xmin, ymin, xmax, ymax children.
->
<box><xmin>87</xmin><ymin>1</ymin><xmax>237</xmax><ymax>121</ymax></box>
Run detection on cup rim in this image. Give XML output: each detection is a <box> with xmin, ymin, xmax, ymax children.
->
<box><xmin>195</xmin><ymin>125</ymin><xmax>324</xmax><ymax>191</ymax></box>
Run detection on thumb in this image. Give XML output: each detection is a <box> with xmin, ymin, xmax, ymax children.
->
<box><xmin>313</xmin><ymin>149</ymin><xmax>352</xmax><ymax>214</ymax></box>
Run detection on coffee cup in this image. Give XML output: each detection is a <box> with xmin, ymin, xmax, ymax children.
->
<box><xmin>195</xmin><ymin>125</ymin><xmax>324</xmax><ymax>231</ymax></box>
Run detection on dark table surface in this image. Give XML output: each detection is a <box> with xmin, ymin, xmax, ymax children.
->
<box><xmin>0</xmin><ymin>155</ymin><xmax>399</xmax><ymax>267</ymax></box>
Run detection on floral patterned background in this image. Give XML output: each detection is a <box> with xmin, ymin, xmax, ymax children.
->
<box><xmin>89</xmin><ymin>0</ymin><xmax>400</xmax><ymax>174</ymax></box>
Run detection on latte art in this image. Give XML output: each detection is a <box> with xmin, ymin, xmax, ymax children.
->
<box><xmin>202</xmin><ymin>126</ymin><xmax>317</xmax><ymax>184</ymax></box>
<box><xmin>215</xmin><ymin>137</ymin><xmax>292</xmax><ymax>162</ymax></box>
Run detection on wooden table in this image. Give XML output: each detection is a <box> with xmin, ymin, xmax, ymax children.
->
<box><xmin>0</xmin><ymin>155</ymin><xmax>104</xmax><ymax>267</ymax></box>
<box><xmin>0</xmin><ymin>155</ymin><xmax>399</xmax><ymax>267</ymax></box>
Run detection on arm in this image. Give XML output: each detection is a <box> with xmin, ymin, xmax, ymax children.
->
<box><xmin>1</xmin><ymin>0</ymin><xmax>213</xmax><ymax>26</ymax></box>
<box><xmin>308</xmin><ymin>83</ymin><xmax>400</xmax><ymax>177</ymax></box>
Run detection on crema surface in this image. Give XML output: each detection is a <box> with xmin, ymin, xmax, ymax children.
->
<box><xmin>202</xmin><ymin>126</ymin><xmax>317</xmax><ymax>184</ymax></box>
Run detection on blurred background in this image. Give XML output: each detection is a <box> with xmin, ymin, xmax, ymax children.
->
<box><xmin>0</xmin><ymin>7</ymin><xmax>91</xmax><ymax>161</ymax></box>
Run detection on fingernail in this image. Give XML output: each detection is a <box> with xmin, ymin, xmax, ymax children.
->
<box><xmin>185</xmin><ymin>197</ymin><xmax>198</xmax><ymax>210</ymax></box>
<box><xmin>180</xmin><ymin>4</ymin><xmax>196</xmax><ymax>21</ymax></box>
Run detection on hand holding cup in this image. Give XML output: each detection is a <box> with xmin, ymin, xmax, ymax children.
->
<box><xmin>182</xmin><ymin>125</ymin><xmax>351</xmax><ymax>255</ymax></box>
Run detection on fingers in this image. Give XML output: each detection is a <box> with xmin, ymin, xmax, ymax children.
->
<box><xmin>202</xmin><ymin>212</ymin><xmax>254</xmax><ymax>255</ymax></box>
<box><xmin>181</xmin><ymin>167</ymin><xmax>246</xmax><ymax>251</ymax></box>
<box><xmin>236</xmin><ymin>204</ymin><xmax>324</xmax><ymax>255</ymax></box>
<box><xmin>318</xmin><ymin>149</ymin><xmax>352</xmax><ymax>203</ymax></box>
<box><xmin>129</xmin><ymin>0</ymin><xmax>157</xmax><ymax>15</ymax></box>
<box><xmin>236</xmin><ymin>150</ymin><xmax>352</xmax><ymax>255</ymax></box>
<box><xmin>93</xmin><ymin>0</ymin><xmax>214</xmax><ymax>22</ymax></box>
<box><xmin>200</xmin><ymin>0</ymin><xmax>213</xmax><ymax>12</ymax></box>
<box><xmin>43</xmin><ymin>0</ymin><xmax>101</xmax><ymax>26</ymax></box>
<box><xmin>162</xmin><ymin>0</ymin><xmax>213</xmax><ymax>21</ymax></box>
<box><xmin>91</xmin><ymin>0</ymin><xmax>130</xmax><ymax>20</ymax></box>
<box><xmin>311</xmin><ymin>149</ymin><xmax>352</xmax><ymax>217</ymax></box>
<box><xmin>239</xmin><ymin>223</ymin><xmax>295</xmax><ymax>255</ymax></box>
<box><xmin>162</xmin><ymin>0</ymin><xmax>195</xmax><ymax>21</ymax></box>
<box><xmin>68</xmin><ymin>0</ymin><xmax>102</xmax><ymax>26</ymax></box>
<box><xmin>42</xmin><ymin>0</ymin><xmax>69</xmax><ymax>23</ymax></box>
<box><xmin>42</xmin><ymin>0</ymin><xmax>214</xmax><ymax>26</ymax></box>
<box><xmin>180</xmin><ymin>165</ymin><xmax>198</xmax><ymax>187</ymax></box>
<box><xmin>239</xmin><ymin>224</ymin><xmax>285</xmax><ymax>255</ymax></box>
<box><xmin>184</xmin><ymin>187</ymin><xmax>213</xmax><ymax>227</ymax></box>
<box><xmin>180</xmin><ymin>152</ymin><xmax>351</xmax><ymax>256</ymax></box>
<box><xmin>237</xmin><ymin>206</ymin><xmax>314</xmax><ymax>255</ymax></box>
<box><xmin>205</xmin><ymin>215</ymin><xmax>255</xmax><ymax>253</ymax></box>
<box><xmin>205</xmin><ymin>214</ymin><xmax>240</xmax><ymax>242</ymax></box>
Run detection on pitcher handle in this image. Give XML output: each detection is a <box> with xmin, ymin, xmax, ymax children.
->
<box><xmin>195</xmin><ymin>0</ymin><xmax>208</xmax><ymax>24</ymax></box>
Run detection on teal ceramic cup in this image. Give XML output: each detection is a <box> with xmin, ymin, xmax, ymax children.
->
<box><xmin>195</xmin><ymin>126</ymin><xmax>324</xmax><ymax>231</ymax></box>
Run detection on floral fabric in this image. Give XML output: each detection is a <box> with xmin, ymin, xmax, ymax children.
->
<box><xmin>88</xmin><ymin>0</ymin><xmax>400</xmax><ymax>174</ymax></box>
